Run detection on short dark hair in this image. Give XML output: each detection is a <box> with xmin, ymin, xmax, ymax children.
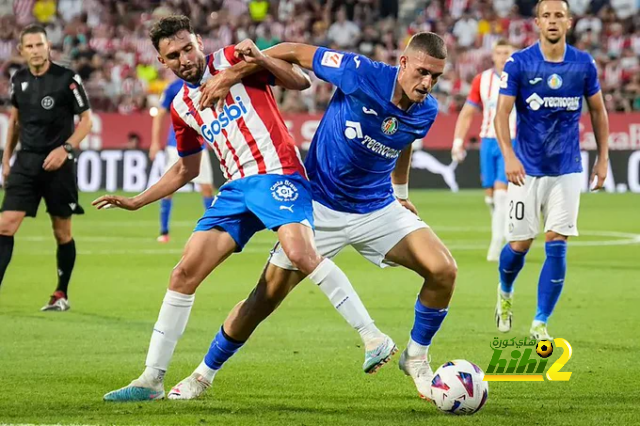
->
<box><xmin>493</xmin><ymin>38</ymin><xmax>513</xmax><ymax>49</ymax></box>
<box><xmin>20</xmin><ymin>24</ymin><xmax>47</xmax><ymax>43</ymax></box>
<box><xmin>536</xmin><ymin>0</ymin><xmax>570</xmax><ymax>16</ymax></box>
<box><xmin>406</xmin><ymin>32</ymin><xmax>447</xmax><ymax>60</ymax></box>
<box><xmin>149</xmin><ymin>15</ymin><xmax>194</xmax><ymax>52</ymax></box>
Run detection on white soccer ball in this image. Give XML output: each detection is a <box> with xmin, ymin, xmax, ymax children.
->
<box><xmin>430</xmin><ymin>359</ymin><xmax>489</xmax><ymax>415</ymax></box>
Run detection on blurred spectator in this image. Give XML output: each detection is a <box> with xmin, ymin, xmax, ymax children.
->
<box><xmin>327</xmin><ymin>7</ymin><xmax>360</xmax><ymax>49</ymax></box>
<box><xmin>126</xmin><ymin>132</ymin><xmax>141</xmax><ymax>150</ymax></box>
<box><xmin>0</xmin><ymin>0</ymin><xmax>638</xmax><ymax>115</ymax></box>
<box><xmin>32</xmin><ymin>0</ymin><xmax>55</xmax><ymax>24</ymax></box>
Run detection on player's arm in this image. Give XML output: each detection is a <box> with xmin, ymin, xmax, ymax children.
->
<box><xmin>93</xmin><ymin>107</ymin><xmax>203</xmax><ymax>211</ymax></box>
<box><xmin>495</xmin><ymin>57</ymin><xmax>525</xmax><ymax>186</ymax></box>
<box><xmin>2</xmin><ymin>107</ymin><xmax>20</xmax><ymax>186</ymax></box>
<box><xmin>586</xmin><ymin>91</ymin><xmax>609</xmax><ymax>191</ymax></box>
<box><xmin>452</xmin><ymin>103</ymin><xmax>479</xmax><ymax>162</ymax></box>
<box><xmin>452</xmin><ymin>74</ymin><xmax>482</xmax><ymax>162</ymax></box>
<box><xmin>494</xmin><ymin>94</ymin><xmax>524</xmax><ymax>185</ymax></box>
<box><xmin>200</xmin><ymin>41</ymin><xmax>314</xmax><ymax>110</ymax></box>
<box><xmin>150</xmin><ymin>106</ymin><xmax>168</xmax><ymax>161</ymax></box>
<box><xmin>391</xmin><ymin>145</ymin><xmax>419</xmax><ymax>215</ymax></box>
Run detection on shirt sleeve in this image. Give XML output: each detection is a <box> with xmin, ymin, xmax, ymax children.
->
<box><xmin>9</xmin><ymin>74</ymin><xmax>17</xmax><ymax>107</ymax></box>
<box><xmin>213</xmin><ymin>46</ymin><xmax>275</xmax><ymax>86</ymax></box>
<box><xmin>312</xmin><ymin>47</ymin><xmax>375</xmax><ymax>95</ymax></box>
<box><xmin>584</xmin><ymin>55</ymin><xmax>601</xmax><ymax>98</ymax></box>
<box><xmin>170</xmin><ymin>105</ymin><xmax>204</xmax><ymax>157</ymax></box>
<box><xmin>160</xmin><ymin>82</ymin><xmax>178</xmax><ymax>110</ymax></box>
<box><xmin>67</xmin><ymin>73</ymin><xmax>91</xmax><ymax>114</ymax></box>
<box><xmin>499</xmin><ymin>56</ymin><xmax>520</xmax><ymax>97</ymax></box>
<box><xmin>466</xmin><ymin>74</ymin><xmax>482</xmax><ymax>108</ymax></box>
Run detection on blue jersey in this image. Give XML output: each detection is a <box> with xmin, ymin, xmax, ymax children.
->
<box><xmin>499</xmin><ymin>42</ymin><xmax>600</xmax><ymax>176</ymax></box>
<box><xmin>308</xmin><ymin>47</ymin><xmax>439</xmax><ymax>214</ymax></box>
<box><xmin>160</xmin><ymin>79</ymin><xmax>183</xmax><ymax>148</ymax></box>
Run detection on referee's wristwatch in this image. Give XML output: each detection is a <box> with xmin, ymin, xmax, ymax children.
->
<box><xmin>63</xmin><ymin>143</ymin><xmax>74</xmax><ymax>159</ymax></box>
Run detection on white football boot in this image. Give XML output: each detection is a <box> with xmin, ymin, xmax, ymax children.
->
<box><xmin>399</xmin><ymin>349</ymin><xmax>434</xmax><ymax>400</ymax></box>
<box><xmin>168</xmin><ymin>373</ymin><xmax>212</xmax><ymax>400</ymax></box>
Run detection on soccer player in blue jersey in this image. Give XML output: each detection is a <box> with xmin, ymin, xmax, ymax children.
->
<box><xmin>167</xmin><ymin>33</ymin><xmax>456</xmax><ymax>400</ymax></box>
<box><xmin>149</xmin><ymin>78</ymin><xmax>215</xmax><ymax>243</ymax></box>
<box><xmin>493</xmin><ymin>0</ymin><xmax>609</xmax><ymax>340</ymax></box>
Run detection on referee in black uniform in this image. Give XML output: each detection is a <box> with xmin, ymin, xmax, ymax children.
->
<box><xmin>0</xmin><ymin>24</ymin><xmax>92</xmax><ymax>311</ymax></box>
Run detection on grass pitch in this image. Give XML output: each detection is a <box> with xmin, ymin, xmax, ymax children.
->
<box><xmin>1</xmin><ymin>190</ymin><xmax>638</xmax><ymax>425</ymax></box>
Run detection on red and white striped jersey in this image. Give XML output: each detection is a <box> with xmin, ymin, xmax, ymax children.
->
<box><xmin>170</xmin><ymin>46</ymin><xmax>306</xmax><ymax>182</ymax></box>
<box><xmin>466</xmin><ymin>68</ymin><xmax>516</xmax><ymax>139</ymax></box>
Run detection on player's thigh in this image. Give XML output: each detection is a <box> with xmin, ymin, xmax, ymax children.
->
<box><xmin>1</xmin><ymin>154</ymin><xmax>42</xmax><ymax>218</ymax></box>
<box><xmin>385</xmin><ymin>226</ymin><xmax>456</xmax><ymax>282</ymax></box>
<box><xmin>192</xmin><ymin>149</ymin><xmax>213</xmax><ymax>186</ymax></box>
<box><xmin>480</xmin><ymin>138</ymin><xmax>497</xmax><ymax>189</ymax></box>
<box><xmin>348</xmin><ymin>200</ymin><xmax>428</xmax><ymax>268</ymax></box>
<box><xmin>170</xmin><ymin>228</ymin><xmax>238</xmax><ymax>293</ymax></box>
<box><xmin>43</xmin><ymin>159</ymin><xmax>84</xmax><ymax>217</ymax></box>
<box><xmin>543</xmin><ymin>173</ymin><xmax>581</xmax><ymax>238</ymax></box>
<box><xmin>194</xmin><ymin>181</ymin><xmax>264</xmax><ymax>252</ymax></box>
<box><xmin>507</xmin><ymin>176</ymin><xmax>541</xmax><ymax>242</ymax></box>
<box><xmin>276</xmin><ymin>222</ymin><xmax>321</xmax><ymax>274</ymax></box>
<box><xmin>269</xmin><ymin>201</ymin><xmax>349</xmax><ymax>271</ymax></box>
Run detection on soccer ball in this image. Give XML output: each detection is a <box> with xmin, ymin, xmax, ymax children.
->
<box><xmin>536</xmin><ymin>340</ymin><xmax>554</xmax><ymax>358</ymax></box>
<box><xmin>430</xmin><ymin>360</ymin><xmax>489</xmax><ymax>415</ymax></box>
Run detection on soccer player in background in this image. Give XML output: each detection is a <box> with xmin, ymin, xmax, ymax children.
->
<box><xmin>169</xmin><ymin>33</ymin><xmax>456</xmax><ymax>401</ymax></box>
<box><xmin>149</xmin><ymin>77</ymin><xmax>216</xmax><ymax>243</ymax></box>
<box><xmin>451</xmin><ymin>39</ymin><xmax>516</xmax><ymax>262</ymax></box>
<box><xmin>0</xmin><ymin>25</ymin><xmax>92</xmax><ymax>311</ymax></box>
<box><xmin>94</xmin><ymin>16</ymin><xmax>394</xmax><ymax>402</ymax></box>
<box><xmin>494</xmin><ymin>0</ymin><xmax>609</xmax><ymax>339</ymax></box>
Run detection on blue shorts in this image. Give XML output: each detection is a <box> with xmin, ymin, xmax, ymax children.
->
<box><xmin>480</xmin><ymin>138</ymin><xmax>509</xmax><ymax>188</ymax></box>
<box><xmin>194</xmin><ymin>173</ymin><xmax>314</xmax><ymax>251</ymax></box>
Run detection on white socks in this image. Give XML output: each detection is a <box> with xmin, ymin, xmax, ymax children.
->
<box><xmin>143</xmin><ymin>289</ymin><xmax>195</xmax><ymax>382</ymax></box>
<box><xmin>406</xmin><ymin>337</ymin><xmax>430</xmax><ymax>358</ymax></box>
<box><xmin>491</xmin><ymin>189</ymin><xmax>508</xmax><ymax>248</ymax></box>
<box><xmin>195</xmin><ymin>360</ymin><xmax>218</xmax><ymax>383</ymax></box>
<box><xmin>309</xmin><ymin>259</ymin><xmax>383</xmax><ymax>345</ymax></box>
<box><xmin>485</xmin><ymin>195</ymin><xmax>494</xmax><ymax>215</ymax></box>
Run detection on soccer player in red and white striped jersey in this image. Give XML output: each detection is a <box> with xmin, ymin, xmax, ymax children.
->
<box><xmin>93</xmin><ymin>16</ymin><xmax>392</xmax><ymax>402</ymax></box>
<box><xmin>451</xmin><ymin>39</ymin><xmax>516</xmax><ymax>262</ymax></box>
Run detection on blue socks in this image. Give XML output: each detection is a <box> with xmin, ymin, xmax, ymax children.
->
<box><xmin>204</xmin><ymin>327</ymin><xmax>245</xmax><ymax>370</ymax></box>
<box><xmin>535</xmin><ymin>241</ymin><xmax>567</xmax><ymax>323</ymax></box>
<box><xmin>499</xmin><ymin>244</ymin><xmax>528</xmax><ymax>294</ymax></box>
<box><xmin>203</xmin><ymin>196</ymin><xmax>214</xmax><ymax>209</ymax></box>
<box><xmin>410</xmin><ymin>298</ymin><xmax>448</xmax><ymax>346</ymax></box>
<box><xmin>159</xmin><ymin>198</ymin><xmax>172</xmax><ymax>235</ymax></box>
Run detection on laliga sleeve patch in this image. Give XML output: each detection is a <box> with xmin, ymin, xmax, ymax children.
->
<box><xmin>321</xmin><ymin>51</ymin><xmax>344</xmax><ymax>68</ymax></box>
<box><xmin>499</xmin><ymin>72</ymin><xmax>509</xmax><ymax>89</ymax></box>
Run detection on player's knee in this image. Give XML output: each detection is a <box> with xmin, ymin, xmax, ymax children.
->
<box><xmin>510</xmin><ymin>240</ymin><xmax>533</xmax><ymax>252</ymax></box>
<box><xmin>52</xmin><ymin>227</ymin><xmax>72</xmax><ymax>244</ymax></box>
<box><xmin>284</xmin><ymin>247</ymin><xmax>321</xmax><ymax>275</ymax></box>
<box><xmin>545</xmin><ymin>232</ymin><xmax>567</xmax><ymax>242</ymax></box>
<box><xmin>0</xmin><ymin>218</ymin><xmax>19</xmax><ymax>236</ymax></box>
<box><xmin>428</xmin><ymin>258</ymin><xmax>457</xmax><ymax>293</ymax></box>
<box><xmin>169</xmin><ymin>265</ymin><xmax>198</xmax><ymax>294</ymax></box>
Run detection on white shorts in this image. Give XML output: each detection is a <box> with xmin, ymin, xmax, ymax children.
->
<box><xmin>165</xmin><ymin>146</ymin><xmax>213</xmax><ymax>186</ymax></box>
<box><xmin>270</xmin><ymin>200</ymin><xmax>429</xmax><ymax>270</ymax></box>
<box><xmin>507</xmin><ymin>173</ymin><xmax>581</xmax><ymax>241</ymax></box>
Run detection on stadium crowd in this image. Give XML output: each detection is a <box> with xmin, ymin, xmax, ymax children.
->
<box><xmin>0</xmin><ymin>0</ymin><xmax>639</xmax><ymax>114</ymax></box>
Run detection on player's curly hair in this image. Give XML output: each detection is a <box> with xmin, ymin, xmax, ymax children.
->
<box><xmin>406</xmin><ymin>32</ymin><xmax>447</xmax><ymax>60</ymax></box>
<box><xmin>149</xmin><ymin>15</ymin><xmax>194</xmax><ymax>52</ymax></box>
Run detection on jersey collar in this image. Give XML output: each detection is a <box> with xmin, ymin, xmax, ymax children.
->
<box><xmin>184</xmin><ymin>54</ymin><xmax>213</xmax><ymax>89</ymax></box>
<box><xmin>536</xmin><ymin>41</ymin><xmax>567</xmax><ymax>62</ymax></box>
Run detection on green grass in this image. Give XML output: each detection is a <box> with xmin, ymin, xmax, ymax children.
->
<box><xmin>1</xmin><ymin>190</ymin><xmax>639</xmax><ymax>425</ymax></box>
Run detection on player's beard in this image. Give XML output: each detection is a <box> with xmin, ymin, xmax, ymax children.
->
<box><xmin>179</xmin><ymin>57</ymin><xmax>205</xmax><ymax>84</ymax></box>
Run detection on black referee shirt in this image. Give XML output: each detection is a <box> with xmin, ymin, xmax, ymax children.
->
<box><xmin>10</xmin><ymin>62</ymin><xmax>91</xmax><ymax>154</ymax></box>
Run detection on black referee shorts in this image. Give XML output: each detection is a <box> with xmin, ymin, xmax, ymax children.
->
<box><xmin>1</xmin><ymin>151</ymin><xmax>84</xmax><ymax>218</ymax></box>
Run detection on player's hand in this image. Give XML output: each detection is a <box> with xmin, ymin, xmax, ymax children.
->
<box><xmin>505</xmin><ymin>155</ymin><xmax>526</xmax><ymax>186</ymax></box>
<box><xmin>42</xmin><ymin>146</ymin><xmax>68</xmax><ymax>171</ymax></box>
<box><xmin>590</xmin><ymin>157</ymin><xmax>608</xmax><ymax>191</ymax></box>
<box><xmin>2</xmin><ymin>162</ymin><xmax>10</xmax><ymax>188</ymax></box>
<box><xmin>451</xmin><ymin>145</ymin><xmax>467</xmax><ymax>163</ymax></box>
<box><xmin>149</xmin><ymin>143</ymin><xmax>161</xmax><ymax>162</ymax></box>
<box><xmin>398</xmin><ymin>198</ymin><xmax>419</xmax><ymax>215</ymax></box>
<box><xmin>234</xmin><ymin>39</ymin><xmax>266</xmax><ymax>65</ymax></box>
<box><xmin>199</xmin><ymin>70</ymin><xmax>237</xmax><ymax>112</ymax></box>
<box><xmin>92</xmin><ymin>195</ymin><xmax>140</xmax><ymax>211</ymax></box>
